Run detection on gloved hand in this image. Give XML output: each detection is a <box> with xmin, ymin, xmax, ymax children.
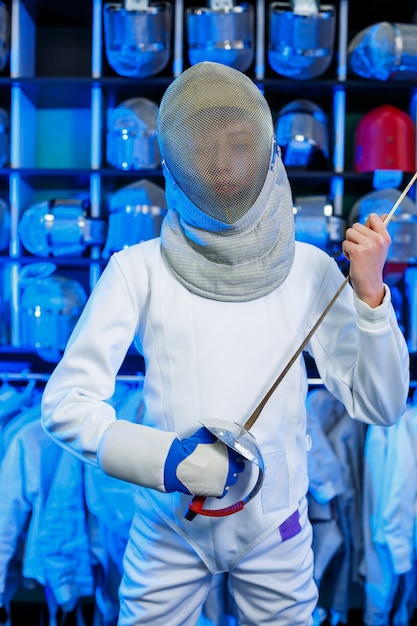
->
<box><xmin>164</xmin><ymin>427</ymin><xmax>245</xmax><ymax>498</ymax></box>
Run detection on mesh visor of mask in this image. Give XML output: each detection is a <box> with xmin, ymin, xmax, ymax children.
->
<box><xmin>157</xmin><ymin>62</ymin><xmax>274</xmax><ymax>224</ymax></box>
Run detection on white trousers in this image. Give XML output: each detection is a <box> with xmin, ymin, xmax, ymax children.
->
<box><xmin>118</xmin><ymin>497</ymin><xmax>318</xmax><ymax>626</ymax></box>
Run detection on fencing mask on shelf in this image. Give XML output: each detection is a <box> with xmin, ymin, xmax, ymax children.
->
<box><xmin>18</xmin><ymin>198</ymin><xmax>107</xmax><ymax>257</ymax></box>
<box><xmin>187</xmin><ymin>0</ymin><xmax>254</xmax><ymax>72</ymax></box>
<box><xmin>275</xmin><ymin>99</ymin><xmax>330</xmax><ymax>169</ymax></box>
<box><xmin>268</xmin><ymin>1</ymin><xmax>336</xmax><ymax>80</ymax></box>
<box><xmin>103</xmin><ymin>1</ymin><xmax>171</xmax><ymax>78</ymax></box>
<box><xmin>348</xmin><ymin>22</ymin><xmax>417</xmax><ymax>81</ymax></box>
<box><xmin>20</xmin><ymin>272</ymin><xmax>88</xmax><ymax>363</ymax></box>
<box><xmin>294</xmin><ymin>195</ymin><xmax>345</xmax><ymax>254</ymax></box>
<box><xmin>103</xmin><ymin>179</ymin><xmax>167</xmax><ymax>258</ymax></box>
<box><xmin>106</xmin><ymin>97</ymin><xmax>160</xmax><ymax>170</ymax></box>
<box><xmin>158</xmin><ymin>61</ymin><xmax>295</xmax><ymax>302</ymax></box>
<box><xmin>349</xmin><ymin>187</ymin><xmax>417</xmax><ymax>263</ymax></box>
<box><xmin>353</xmin><ymin>104</ymin><xmax>416</xmax><ymax>173</ymax></box>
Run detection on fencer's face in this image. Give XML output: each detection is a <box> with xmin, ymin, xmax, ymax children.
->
<box><xmin>178</xmin><ymin>114</ymin><xmax>269</xmax><ymax>224</ymax></box>
<box><xmin>190</xmin><ymin>119</ymin><xmax>260</xmax><ymax>207</ymax></box>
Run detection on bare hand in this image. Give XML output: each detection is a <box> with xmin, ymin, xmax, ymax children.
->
<box><xmin>342</xmin><ymin>213</ymin><xmax>391</xmax><ymax>308</ymax></box>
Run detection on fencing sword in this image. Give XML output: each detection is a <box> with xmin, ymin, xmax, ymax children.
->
<box><xmin>185</xmin><ymin>171</ymin><xmax>417</xmax><ymax>521</ymax></box>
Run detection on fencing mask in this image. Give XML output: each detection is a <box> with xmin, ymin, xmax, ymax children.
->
<box><xmin>158</xmin><ymin>61</ymin><xmax>295</xmax><ymax>302</ymax></box>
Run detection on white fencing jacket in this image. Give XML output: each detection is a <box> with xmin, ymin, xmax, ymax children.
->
<box><xmin>41</xmin><ymin>238</ymin><xmax>409</xmax><ymax>574</ymax></box>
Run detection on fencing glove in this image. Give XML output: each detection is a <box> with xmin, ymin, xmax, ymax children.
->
<box><xmin>164</xmin><ymin>427</ymin><xmax>245</xmax><ymax>498</ymax></box>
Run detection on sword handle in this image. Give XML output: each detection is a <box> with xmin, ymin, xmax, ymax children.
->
<box><xmin>184</xmin><ymin>495</ymin><xmax>245</xmax><ymax>520</ymax></box>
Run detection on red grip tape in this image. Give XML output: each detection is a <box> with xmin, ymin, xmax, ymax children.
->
<box><xmin>184</xmin><ymin>495</ymin><xmax>245</xmax><ymax>519</ymax></box>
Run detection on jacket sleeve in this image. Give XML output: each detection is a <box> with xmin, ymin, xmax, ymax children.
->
<box><xmin>307</xmin><ymin>257</ymin><xmax>409</xmax><ymax>427</ymax></box>
<box><xmin>41</xmin><ymin>252</ymin><xmax>177</xmax><ymax>491</ymax></box>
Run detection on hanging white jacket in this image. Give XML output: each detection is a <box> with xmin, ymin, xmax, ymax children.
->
<box><xmin>306</xmin><ymin>387</ymin><xmax>367</xmax><ymax>624</ymax></box>
<box><xmin>362</xmin><ymin>408</ymin><xmax>417</xmax><ymax>625</ymax></box>
<box><xmin>41</xmin><ymin>238</ymin><xmax>409</xmax><ymax>574</ymax></box>
<box><xmin>0</xmin><ymin>383</ymin><xmax>39</xmax><ymax>463</ymax></box>
<box><xmin>0</xmin><ymin>417</ymin><xmax>62</xmax><ymax>610</ymax></box>
<box><xmin>306</xmin><ymin>388</ymin><xmax>347</xmax><ymax>505</ymax></box>
<box><xmin>36</xmin><ymin>450</ymin><xmax>94</xmax><ymax>612</ymax></box>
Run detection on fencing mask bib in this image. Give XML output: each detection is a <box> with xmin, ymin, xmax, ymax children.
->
<box><xmin>158</xmin><ymin>61</ymin><xmax>295</xmax><ymax>302</ymax></box>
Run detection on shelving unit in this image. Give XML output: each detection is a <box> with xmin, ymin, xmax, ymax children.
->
<box><xmin>0</xmin><ymin>0</ymin><xmax>416</xmax><ymax>378</ymax></box>
<box><xmin>0</xmin><ymin>3</ymin><xmax>416</xmax><ymax>623</ymax></box>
